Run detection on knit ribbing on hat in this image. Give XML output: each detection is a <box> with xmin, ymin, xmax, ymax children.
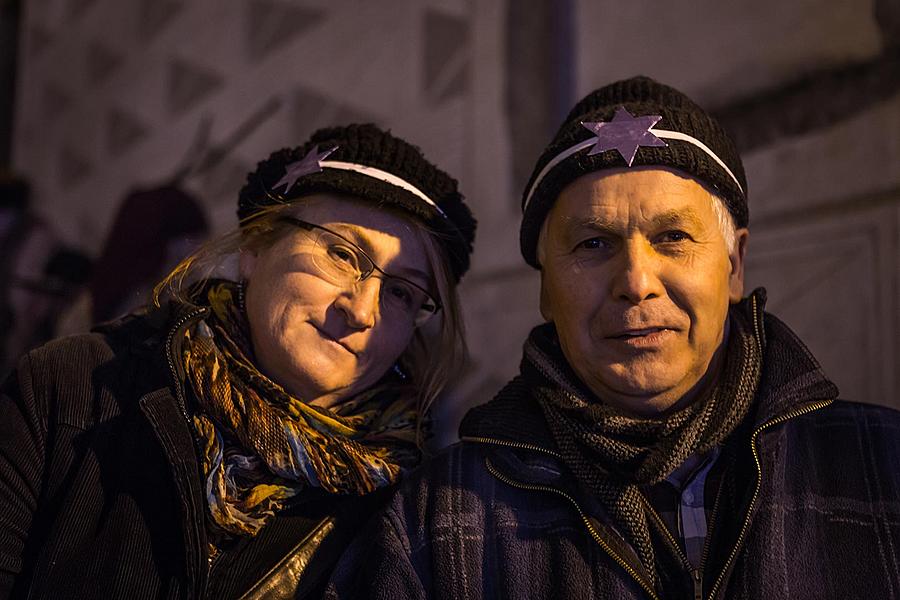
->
<box><xmin>238</xmin><ymin>123</ymin><xmax>476</xmax><ymax>282</ymax></box>
<box><xmin>520</xmin><ymin>76</ymin><xmax>748</xmax><ymax>269</ymax></box>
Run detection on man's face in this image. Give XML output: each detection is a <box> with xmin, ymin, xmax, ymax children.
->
<box><xmin>539</xmin><ymin>167</ymin><xmax>748</xmax><ymax>416</ymax></box>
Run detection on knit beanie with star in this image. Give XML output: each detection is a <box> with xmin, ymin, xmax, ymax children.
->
<box><xmin>520</xmin><ymin>75</ymin><xmax>747</xmax><ymax>269</ymax></box>
<box><xmin>239</xmin><ymin>123</ymin><xmax>477</xmax><ymax>282</ymax></box>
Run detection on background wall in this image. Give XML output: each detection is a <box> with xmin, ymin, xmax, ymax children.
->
<box><xmin>9</xmin><ymin>0</ymin><xmax>900</xmax><ymax>445</ymax></box>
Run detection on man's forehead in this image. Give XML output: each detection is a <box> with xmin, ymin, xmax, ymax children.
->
<box><xmin>551</xmin><ymin>168</ymin><xmax>714</xmax><ymax>223</ymax></box>
<box><xmin>562</xmin><ymin>165</ymin><xmax>710</xmax><ymax>196</ymax></box>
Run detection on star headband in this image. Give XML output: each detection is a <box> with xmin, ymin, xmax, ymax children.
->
<box><xmin>522</xmin><ymin>106</ymin><xmax>745</xmax><ymax>213</ymax></box>
<box><xmin>272</xmin><ymin>144</ymin><xmax>448</xmax><ymax>219</ymax></box>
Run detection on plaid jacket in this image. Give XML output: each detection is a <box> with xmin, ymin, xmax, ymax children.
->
<box><xmin>328</xmin><ymin>313</ymin><xmax>900</xmax><ymax>600</ymax></box>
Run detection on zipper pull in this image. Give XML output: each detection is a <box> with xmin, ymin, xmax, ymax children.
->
<box><xmin>692</xmin><ymin>568</ymin><xmax>703</xmax><ymax>600</ymax></box>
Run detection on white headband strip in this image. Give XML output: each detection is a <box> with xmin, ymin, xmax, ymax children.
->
<box><xmin>522</xmin><ymin>138</ymin><xmax>596</xmax><ymax>213</ymax></box>
<box><xmin>522</xmin><ymin>128</ymin><xmax>744</xmax><ymax>214</ymax></box>
<box><xmin>320</xmin><ymin>160</ymin><xmax>447</xmax><ymax>219</ymax></box>
<box><xmin>653</xmin><ymin>129</ymin><xmax>744</xmax><ymax>195</ymax></box>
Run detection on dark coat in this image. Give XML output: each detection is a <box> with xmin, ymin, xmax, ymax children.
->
<box><xmin>327</xmin><ymin>314</ymin><xmax>900</xmax><ymax>600</ymax></box>
<box><xmin>0</xmin><ymin>303</ymin><xmax>389</xmax><ymax>599</ymax></box>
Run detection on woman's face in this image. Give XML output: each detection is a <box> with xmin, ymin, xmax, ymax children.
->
<box><xmin>240</xmin><ymin>195</ymin><xmax>432</xmax><ymax>408</ymax></box>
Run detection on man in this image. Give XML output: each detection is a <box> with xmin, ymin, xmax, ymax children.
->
<box><xmin>327</xmin><ymin>77</ymin><xmax>900</xmax><ymax>599</ymax></box>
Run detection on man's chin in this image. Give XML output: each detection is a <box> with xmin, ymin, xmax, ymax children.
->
<box><xmin>601</xmin><ymin>389</ymin><xmax>691</xmax><ymax>417</ymax></box>
<box><xmin>581</xmin><ymin>368</ymin><xmax>691</xmax><ymax>414</ymax></box>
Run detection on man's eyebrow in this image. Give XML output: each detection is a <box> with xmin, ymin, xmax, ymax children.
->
<box><xmin>565</xmin><ymin>216</ymin><xmax>620</xmax><ymax>231</ymax></box>
<box><xmin>571</xmin><ymin>208</ymin><xmax>707</xmax><ymax>230</ymax></box>
<box><xmin>648</xmin><ymin>208</ymin><xmax>707</xmax><ymax>230</ymax></box>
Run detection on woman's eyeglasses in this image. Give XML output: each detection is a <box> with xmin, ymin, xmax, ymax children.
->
<box><xmin>278</xmin><ymin>216</ymin><xmax>441</xmax><ymax>327</ymax></box>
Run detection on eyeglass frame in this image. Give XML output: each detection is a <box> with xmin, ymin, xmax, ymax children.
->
<box><xmin>277</xmin><ymin>216</ymin><xmax>443</xmax><ymax>324</ymax></box>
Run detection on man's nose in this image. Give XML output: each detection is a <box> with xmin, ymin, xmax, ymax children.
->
<box><xmin>334</xmin><ymin>277</ymin><xmax>380</xmax><ymax>329</ymax></box>
<box><xmin>610</xmin><ymin>240</ymin><xmax>664</xmax><ymax>304</ymax></box>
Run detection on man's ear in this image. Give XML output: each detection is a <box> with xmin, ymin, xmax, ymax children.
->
<box><xmin>539</xmin><ymin>276</ymin><xmax>554</xmax><ymax>322</ymax></box>
<box><xmin>728</xmin><ymin>228</ymin><xmax>749</xmax><ymax>302</ymax></box>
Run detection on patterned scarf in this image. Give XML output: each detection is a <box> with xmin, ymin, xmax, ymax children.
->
<box><xmin>530</xmin><ymin>295</ymin><xmax>764</xmax><ymax>588</ymax></box>
<box><xmin>182</xmin><ymin>282</ymin><xmax>421</xmax><ymax>537</ymax></box>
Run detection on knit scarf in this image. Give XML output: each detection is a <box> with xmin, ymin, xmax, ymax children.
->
<box><xmin>529</xmin><ymin>296</ymin><xmax>763</xmax><ymax>587</ymax></box>
<box><xmin>182</xmin><ymin>282</ymin><xmax>421</xmax><ymax>537</ymax></box>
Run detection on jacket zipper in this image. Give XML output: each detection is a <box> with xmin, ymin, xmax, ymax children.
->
<box><xmin>460</xmin><ymin>435</ymin><xmax>562</xmax><ymax>458</ymax></box>
<box><xmin>640</xmin><ymin>496</ymin><xmax>691</xmax><ymax>569</ymax></box>
<box><xmin>162</xmin><ymin>305</ymin><xmax>212</xmax><ymax>597</ymax></box>
<box><xmin>703</xmin><ymin>397</ymin><xmax>832</xmax><ymax>599</ymax></box>
<box><xmin>165</xmin><ymin>306</ymin><xmax>209</xmax><ymax>423</ymax></box>
<box><xmin>640</xmin><ymin>448</ymin><xmax>728</xmax><ymax>600</ymax></box>
<box><xmin>695</xmin><ymin>466</ymin><xmax>726</xmax><ymax>600</ymax></box>
<box><xmin>484</xmin><ymin>457</ymin><xmax>660</xmax><ymax>600</ymax></box>
<box><xmin>639</xmin><ymin>495</ymin><xmax>698</xmax><ymax>597</ymax></box>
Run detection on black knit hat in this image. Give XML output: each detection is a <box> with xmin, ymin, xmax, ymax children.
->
<box><xmin>238</xmin><ymin>123</ymin><xmax>476</xmax><ymax>281</ymax></box>
<box><xmin>520</xmin><ymin>76</ymin><xmax>747</xmax><ymax>269</ymax></box>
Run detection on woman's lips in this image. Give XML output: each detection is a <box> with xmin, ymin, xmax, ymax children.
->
<box><xmin>311</xmin><ymin>324</ymin><xmax>357</xmax><ymax>355</ymax></box>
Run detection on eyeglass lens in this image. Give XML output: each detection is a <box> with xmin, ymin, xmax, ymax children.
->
<box><xmin>306</xmin><ymin>229</ymin><xmax>438</xmax><ymax>325</ymax></box>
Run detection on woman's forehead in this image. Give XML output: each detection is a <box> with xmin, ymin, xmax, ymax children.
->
<box><xmin>288</xmin><ymin>194</ymin><xmax>432</xmax><ymax>279</ymax></box>
<box><xmin>290</xmin><ymin>194</ymin><xmax>417</xmax><ymax>233</ymax></box>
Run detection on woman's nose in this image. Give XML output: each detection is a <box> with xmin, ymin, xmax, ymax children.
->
<box><xmin>333</xmin><ymin>278</ymin><xmax>380</xmax><ymax>329</ymax></box>
<box><xmin>610</xmin><ymin>241</ymin><xmax>665</xmax><ymax>304</ymax></box>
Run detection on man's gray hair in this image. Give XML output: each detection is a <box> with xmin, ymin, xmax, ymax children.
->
<box><xmin>709</xmin><ymin>193</ymin><xmax>737</xmax><ymax>252</ymax></box>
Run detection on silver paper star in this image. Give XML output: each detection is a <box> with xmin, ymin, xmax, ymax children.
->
<box><xmin>272</xmin><ymin>145</ymin><xmax>338</xmax><ymax>193</ymax></box>
<box><xmin>581</xmin><ymin>107</ymin><xmax>667</xmax><ymax>166</ymax></box>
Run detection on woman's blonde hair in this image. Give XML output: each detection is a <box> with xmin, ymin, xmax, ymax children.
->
<box><xmin>154</xmin><ymin>199</ymin><xmax>467</xmax><ymax>447</ymax></box>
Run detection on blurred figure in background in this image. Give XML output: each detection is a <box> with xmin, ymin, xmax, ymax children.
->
<box><xmin>0</xmin><ymin>171</ymin><xmax>91</xmax><ymax>377</ymax></box>
<box><xmin>56</xmin><ymin>185</ymin><xmax>209</xmax><ymax>335</ymax></box>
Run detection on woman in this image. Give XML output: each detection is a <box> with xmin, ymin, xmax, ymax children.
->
<box><xmin>0</xmin><ymin>124</ymin><xmax>476</xmax><ymax>599</ymax></box>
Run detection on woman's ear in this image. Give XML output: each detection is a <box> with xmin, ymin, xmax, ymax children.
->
<box><xmin>238</xmin><ymin>248</ymin><xmax>258</xmax><ymax>281</ymax></box>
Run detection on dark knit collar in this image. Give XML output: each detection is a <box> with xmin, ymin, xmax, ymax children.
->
<box><xmin>748</xmin><ymin>310</ymin><xmax>839</xmax><ymax>425</ymax></box>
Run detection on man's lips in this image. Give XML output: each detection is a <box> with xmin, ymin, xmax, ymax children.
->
<box><xmin>604</xmin><ymin>326</ymin><xmax>679</xmax><ymax>348</ymax></box>
<box><xmin>606</xmin><ymin>326</ymin><xmax>676</xmax><ymax>339</ymax></box>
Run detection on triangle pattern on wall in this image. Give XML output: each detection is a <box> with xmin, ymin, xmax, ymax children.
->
<box><xmin>58</xmin><ymin>144</ymin><xmax>93</xmax><ymax>187</ymax></box>
<box><xmin>199</xmin><ymin>156</ymin><xmax>252</xmax><ymax>204</ymax></box>
<box><xmin>291</xmin><ymin>87</ymin><xmax>379</xmax><ymax>144</ymax></box>
<box><xmin>28</xmin><ymin>25</ymin><xmax>54</xmax><ymax>58</ymax></box>
<box><xmin>139</xmin><ymin>0</ymin><xmax>184</xmax><ymax>42</ymax></box>
<box><xmin>245</xmin><ymin>0</ymin><xmax>327</xmax><ymax>62</ymax></box>
<box><xmin>167</xmin><ymin>58</ymin><xmax>224</xmax><ymax>116</ymax></box>
<box><xmin>423</xmin><ymin>9</ymin><xmax>471</xmax><ymax>105</ymax></box>
<box><xmin>42</xmin><ymin>83</ymin><xmax>73</xmax><ymax>121</ymax></box>
<box><xmin>86</xmin><ymin>41</ymin><xmax>122</xmax><ymax>85</ymax></box>
<box><xmin>67</xmin><ymin>0</ymin><xmax>99</xmax><ymax>20</ymax></box>
<box><xmin>107</xmin><ymin>107</ymin><xmax>149</xmax><ymax>155</ymax></box>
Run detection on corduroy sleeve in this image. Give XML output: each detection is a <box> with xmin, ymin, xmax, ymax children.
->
<box><xmin>325</xmin><ymin>507</ymin><xmax>428</xmax><ymax>600</ymax></box>
<box><xmin>0</xmin><ymin>354</ymin><xmax>47</xmax><ymax>598</ymax></box>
